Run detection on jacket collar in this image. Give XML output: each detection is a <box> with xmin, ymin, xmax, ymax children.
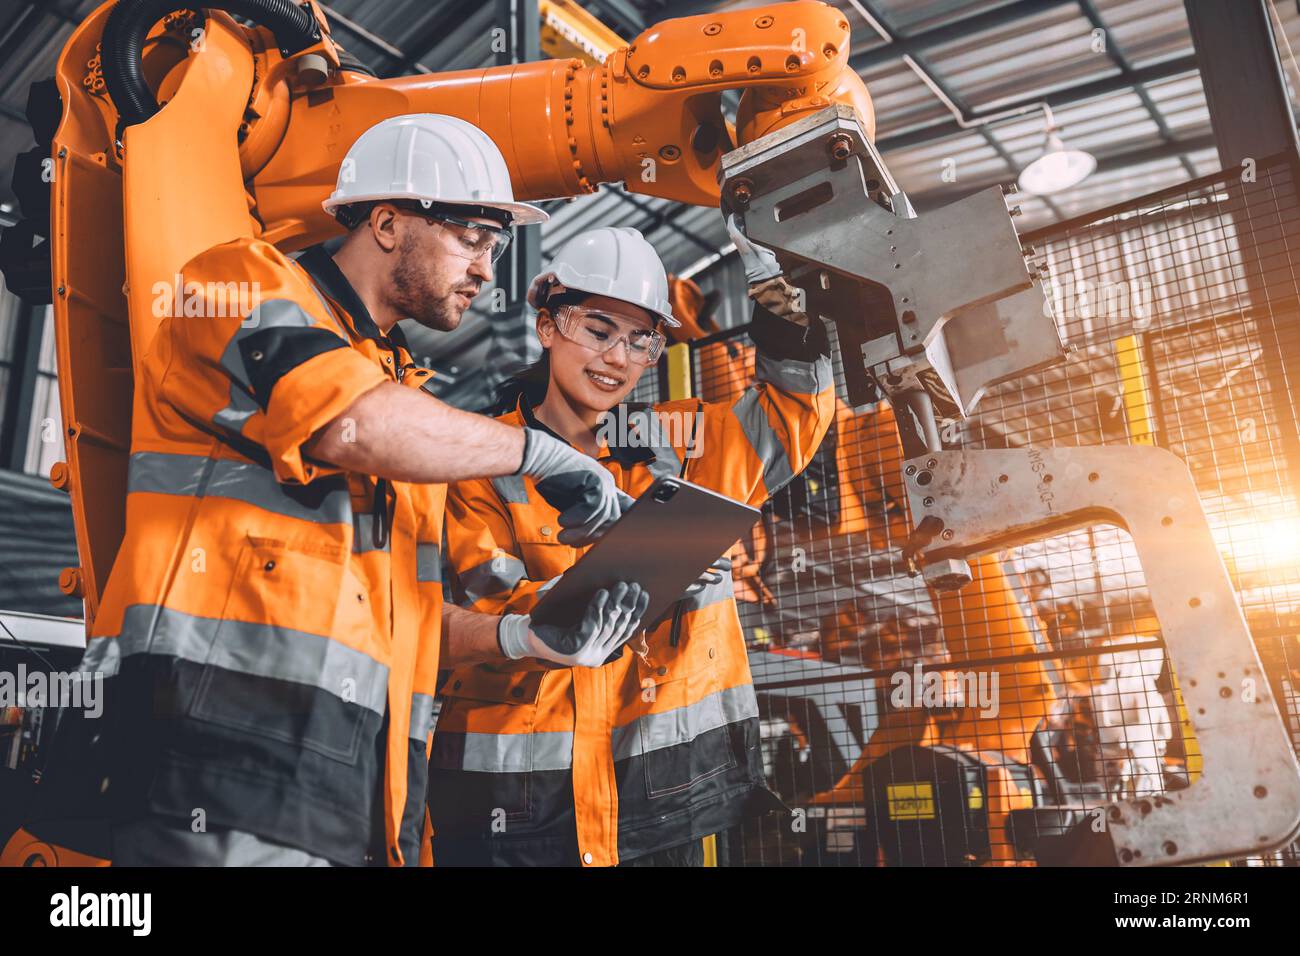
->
<box><xmin>296</xmin><ymin>244</ymin><xmax>412</xmax><ymax>354</ymax></box>
<box><xmin>516</xmin><ymin>395</ymin><xmax>656</xmax><ymax>467</ymax></box>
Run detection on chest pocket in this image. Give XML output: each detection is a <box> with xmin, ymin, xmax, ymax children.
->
<box><xmin>632</xmin><ymin>620</ymin><xmax>736</xmax><ymax>798</ymax></box>
<box><xmin>512</xmin><ymin>515</ymin><xmax>580</xmax><ymax>584</ymax></box>
<box><xmin>187</xmin><ymin>539</ymin><xmax>376</xmax><ymax>766</ymax></box>
<box><xmin>430</xmin><ymin>668</ymin><xmax>549</xmax><ymax>826</ymax></box>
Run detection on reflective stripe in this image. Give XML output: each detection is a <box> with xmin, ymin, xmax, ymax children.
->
<box><xmin>80</xmin><ymin>604</ymin><xmax>389</xmax><ymax>715</ymax></box>
<box><xmin>458</xmin><ymin>554</ymin><xmax>526</xmax><ymax>603</ymax></box>
<box><xmin>646</xmin><ymin>441</ymin><xmax>680</xmax><ymax>480</ymax></box>
<box><xmin>214</xmin><ymin>385</ymin><xmax>260</xmax><ymax>436</ymax></box>
<box><xmin>731</xmin><ymin>390</ymin><xmax>795</xmax><ymax>493</ymax></box>
<box><xmin>128</xmin><ymin>451</ymin><xmax>352</xmax><ymax>526</ymax></box>
<box><xmin>610</xmin><ymin>683</ymin><xmax>758</xmax><ymax>762</ymax></box>
<box><xmin>679</xmin><ymin>569</ymin><xmax>735</xmax><ymax>612</ymax></box>
<box><xmin>352</xmin><ymin>512</ymin><xmax>390</xmax><ymax>553</ymax></box>
<box><xmin>416</xmin><ymin>541</ymin><xmax>441</xmax><ymax>583</ymax></box>
<box><xmin>754</xmin><ymin>350</ymin><xmax>833</xmax><ymax>395</ymax></box>
<box><xmin>410</xmin><ymin>692</ymin><xmax>436</xmax><ymax>741</ymax></box>
<box><xmin>432</xmin><ymin>729</ymin><xmax>575</xmax><ymax>773</ymax></box>
<box><xmin>220</xmin><ymin>298</ymin><xmax>318</xmax><ymax>390</ymax></box>
<box><xmin>491</xmin><ymin>474</ymin><xmax>530</xmax><ymax>505</ymax></box>
<box><xmin>626</xmin><ymin>406</ymin><xmax>682</xmax><ymax>480</ymax></box>
<box><xmin>214</xmin><ymin>298</ymin><xmax>322</xmax><ymax>433</ymax></box>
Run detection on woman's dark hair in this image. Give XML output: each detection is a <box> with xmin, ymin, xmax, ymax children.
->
<box><xmin>491</xmin><ymin>351</ymin><xmax>551</xmax><ymax>415</ymax></box>
<box><xmin>489</xmin><ymin>290</ymin><xmax>588</xmax><ymax>414</ymax></box>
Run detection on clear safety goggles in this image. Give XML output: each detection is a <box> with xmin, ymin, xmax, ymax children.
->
<box><xmin>552</xmin><ymin>305</ymin><xmax>666</xmax><ymax>366</ymax></box>
<box><xmin>399</xmin><ymin>201</ymin><xmax>514</xmax><ymax>264</ymax></box>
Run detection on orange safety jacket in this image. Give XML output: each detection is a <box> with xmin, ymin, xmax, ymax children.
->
<box><xmin>61</xmin><ymin>240</ymin><xmax>443</xmax><ymax>867</ymax></box>
<box><xmin>431</xmin><ymin>307</ymin><xmax>835</xmax><ymax>865</ymax></box>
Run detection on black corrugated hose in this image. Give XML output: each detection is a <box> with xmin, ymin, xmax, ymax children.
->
<box><xmin>101</xmin><ymin>0</ymin><xmax>320</xmax><ymax>132</ymax></box>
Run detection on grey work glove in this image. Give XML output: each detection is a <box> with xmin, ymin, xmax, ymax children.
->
<box><xmin>518</xmin><ymin>428</ymin><xmax>633</xmax><ymax>545</ymax></box>
<box><xmin>726</xmin><ymin>212</ymin><xmax>782</xmax><ymax>284</ymax></box>
<box><xmin>497</xmin><ymin>582</ymin><xmax>652</xmax><ymax>667</ymax></box>
<box><xmin>683</xmin><ymin>557</ymin><xmax>732</xmax><ymax>597</ymax></box>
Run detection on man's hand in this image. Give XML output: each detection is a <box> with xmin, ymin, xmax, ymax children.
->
<box><xmin>497</xmin><ymin>582</ymin><xmax>651</xmax><ymax>667</ymax></box>
<box><xmin>518</xmin><ymin>428</ymin><xmax>632</xmax><ymax>544</ymax></box>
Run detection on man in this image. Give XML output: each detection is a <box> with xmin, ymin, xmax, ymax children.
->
<box><xmin>53</xmin><ymin>114</ymin><xmax>647</xmax><ymax>867</ymax></box>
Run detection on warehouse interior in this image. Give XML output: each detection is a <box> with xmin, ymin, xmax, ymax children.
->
<box><xmin>2</xmin><ymin>0</ymin><xmax>1300</xmax><ymax>872</ymax></box>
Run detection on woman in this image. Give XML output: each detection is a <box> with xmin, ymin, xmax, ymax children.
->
<box><xmin>430</xmin><ymin>224</ymin><xmax>834</xmax><ymax>866</ymax></box>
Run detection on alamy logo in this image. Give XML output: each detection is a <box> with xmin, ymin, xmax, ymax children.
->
<box><xmin>0</xmin><ymin>665</ymin><xmax>101</xmax><ymax>718</ymax></box>
<box><xmin>889</xmin><ymin>663</ymin><xmax>999</xmax><ymax>718</ymax></box>
<box><xmin>596</xmin><ymin>406</ymin><xmax>705</xmax><ymax>459</ymax></box>
<box><xmin>49</xmin><ymin>886</ymin><xmax>151</xmax><ymax>936</ymax></box>
<box><xmin>151</xmin><ymin>274</ymin><xmax>261</xmax><ymax>319</ymax></box>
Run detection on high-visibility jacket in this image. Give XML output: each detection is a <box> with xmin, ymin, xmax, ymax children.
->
<box><xmin>67</xmin><ymin>240</ymin><xmax>443</xmax><ymax>867</ymax></box>
<box><xmin>431</xmin><ymin>307</ymin><xmax>834</xmax><ymax>866</ymax></box>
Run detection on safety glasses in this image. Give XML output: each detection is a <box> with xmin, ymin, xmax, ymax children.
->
<box><xmin>399</xmin><ymin>202</ymin><xmax>514</xmax><ymax>264</ymax></box>
<box><xmin>552</xmin><ymin>305</ymin><xmax>666</xmax><ymax>366</ymax></box>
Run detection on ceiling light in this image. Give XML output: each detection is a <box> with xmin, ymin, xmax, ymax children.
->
<box><xmin>1019</xmin><ymin>128</ymin><xmax>1096</xmax><ymax>196</ymax></box>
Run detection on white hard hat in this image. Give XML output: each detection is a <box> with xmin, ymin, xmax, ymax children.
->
<box><xmin>527</xmin><ymin>226</ymin><xmax>678</xmax><ymax>327</ymax></box>
<box><xmin>323</xmin><ymin>114</ymin><xmax>548</xmax><ymax>226</ymax></box>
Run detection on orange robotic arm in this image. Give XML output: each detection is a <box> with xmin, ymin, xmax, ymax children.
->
<box><xmin>43</xmin><ymin>0</ymin><xmax>873</xmax><ymax>623</ymax></box>
<box><xmin>243</xmin><ymin>0</ymin><xmax>874</xmax><ymax>249</ymax></box>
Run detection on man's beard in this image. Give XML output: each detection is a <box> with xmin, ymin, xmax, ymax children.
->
<box><xmin>391</xmin><ymin>232</ymin><xmax>475</xmax><ymax>332</ymax></box>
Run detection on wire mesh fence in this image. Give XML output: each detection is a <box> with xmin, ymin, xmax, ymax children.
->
<box><xmin>670</xmin><ymin>154</ymin><xmax>1300</xmax><ymax>866</ymax></box>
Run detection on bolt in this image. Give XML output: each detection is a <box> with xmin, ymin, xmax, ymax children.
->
<box><xmin>732</xmin><ymin>178</ymin><xmax>753</xmax><ymax>207</ymax></box>
<box><xmin>828</xmin><ymin>133</ymin><xmax>852</xmax><ymax>161</ymax></box>
<box><xmin>926</xmin><ymin>458</ymin><xmax>937</xmax><ymax>469</ymax></box>
<box><xmin>905</xmin><ymin>465</ymin><xmax>917</xmax><ymax>476</ymax></box>
<box><xmin>1255</xmin><ymin>786</ymin><xmax>1268</xmax><ymax>798</ymax></box>
<box><xmin>940</xmin><ymin>529</ymin><xmax>954</xmax><ymax>540</ymax></box>
<box><xmin>923</xmin><ymin>497</ymin><xmax>934</xmax><ymax>507</ymax></box>
<box><xmin>1163</xmin><ymin>841</ymin><xmax>1178</xmax><ymax>856</ymax></box>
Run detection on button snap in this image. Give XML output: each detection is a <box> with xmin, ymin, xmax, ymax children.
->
<box><xmin>263</xmin><ymin>560</ymin><xmax>276</xmax><ymax>572</ymax></box>
<box><xmin>356</xmin><ymin>593</ymin><xmax>365</xmax><ymax>603</ymax></box>
<box><xmin>249</xmin><ymin>349</ymin><xmax>264</xmax><ymax>362</ymax></box>
<box><xmin>582</xmin><ymin>852</ymin><xmax>593</xmax><ymax>865</ymax></box>
<box><xmin>540</xmin><ymin>525</ymin><xmax>553</xmax><ymax>537</ymax></box>
<box><xmin>657</xmin><ymin>666</ymin><xmax>668</xmax><ymax>677</ymax></box>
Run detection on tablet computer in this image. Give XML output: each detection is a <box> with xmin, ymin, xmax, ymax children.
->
<box><xmin>529</xmin><ymin>477</ymin><xmax>762</xmax><ymax>629</ymax></box>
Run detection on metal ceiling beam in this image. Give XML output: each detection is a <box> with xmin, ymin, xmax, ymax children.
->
<box><xmin>850</xmin><ymin>0</ymin><xmax>1078</xmax><ymax>71</ymax></box>
<box><xmin>853</xmin><ymin>0</ymin><xmax>1064</xmax><ymax>217</ymax></box>
<box><xmin>1075</xmin><ymin>0</ymin><xmax>1196</xmax><ymax>180</ymax></box>
<box><xmin>908</xmin><ymin>131</ymin><xmax>1218</xmax><ymax>212</ymax></box>
<box><xmin>607</xmin><ymin>188</ymin><xmax>718</xmax><ymax>255</ymax></box>
<box><xmin>1185</xmin><ymin>0</ymin><xmax>1299</xmax><ymax>168</ymax></box>
<box><xmin>876</xmin><ymin>54</ymin><xmax>1199</xmax><ymax>153</ymax></box>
